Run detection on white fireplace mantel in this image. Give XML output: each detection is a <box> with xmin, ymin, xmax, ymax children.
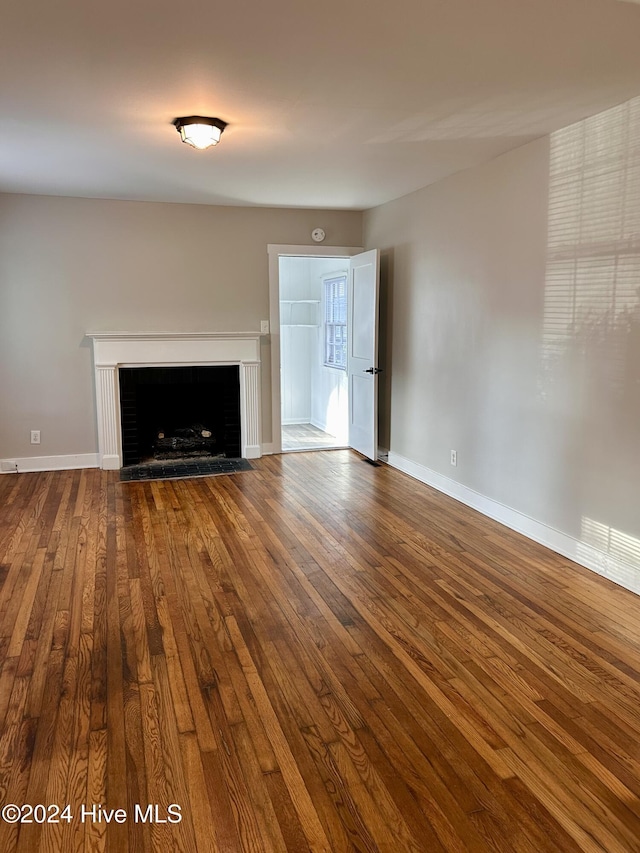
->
<box><xmin>87</xmin><ymin>331</ymin><xmax>262</xmax><ymax>469</ymax></box>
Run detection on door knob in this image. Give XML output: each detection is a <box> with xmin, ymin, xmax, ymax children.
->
<box><xmin>363</xmin><ymin>367</ymin><xmax>383</xmax><ymax>374</ymax></box>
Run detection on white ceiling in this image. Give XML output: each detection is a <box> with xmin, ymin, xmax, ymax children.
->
<box><xmin>2</xmin><ymin>0</ymin><xmax>640</xmax><ymax>210</ymax></box>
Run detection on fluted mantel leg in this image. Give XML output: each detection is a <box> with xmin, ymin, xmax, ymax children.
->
<box><xmin>95</xmin><ymin>364</ymin><xmax>121</xmax><ymax>469</ymax></box>
<box><xmin>240</xmin><ymin>362</ymin><xmax>261</xmax><ymax>458</ymax></box>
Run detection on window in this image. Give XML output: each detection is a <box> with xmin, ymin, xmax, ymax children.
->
<box><xmin>324</xmin><ymin>274</ymin><xmax>347</xmax><ymax>369</ymax></box>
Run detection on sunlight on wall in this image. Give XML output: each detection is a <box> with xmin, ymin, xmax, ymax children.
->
<box><xmin>542</xmin><ymin>97</ymin><xmax>640</xmax><ymax>385</ymax></box>
<box><xmin>323</xmin><ymin>385</ymin><xmax>348</xmax><ymax>443</ymax></box>
<box><xmin>539</xmin><ymin>96</ymin><xmax>640</xmax><ymax>587</ymax></box>
<box><xmin>579</xmin><ymin>517</ymin><xmax>640</xmax><ymax>588</ymax></box>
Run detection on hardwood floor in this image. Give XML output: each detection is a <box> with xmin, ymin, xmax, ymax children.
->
<box><xmin>1</xmin><ymin>451</ymin><xmax>640</xmax><ymax>851</ymax></box>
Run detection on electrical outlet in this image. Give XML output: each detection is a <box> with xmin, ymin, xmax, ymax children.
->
<box><xmin>450</xmin><ymin>449</ymin><xmax>457</xmax><ymax>467</ymax></box>
<box><xmin>31</xmin><ymin>430</ymin><xmax>41</xmax><ymax>445</ymax></box>
<box><xmin>260</xmin><ymin>320</ymin><xmax>270</xmax><ymax>335</ymax></box>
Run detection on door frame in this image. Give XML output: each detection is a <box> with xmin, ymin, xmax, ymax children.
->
<box><xmin>267</xmin><ymin>243</ymin><xmax>363</xmax><ymax>454</ymax></box>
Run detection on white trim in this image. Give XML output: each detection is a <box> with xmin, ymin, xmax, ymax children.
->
<box><xmin>267</xmin><ymin>244</ymin><xmax>363</xmax><ymax>258</ymax></box>
<box><xmin>240</xmin><ymin>361</ymin><xmax>262</xmax><ymax>459</ymax></box>
<box><xmin>1</xmin><ymin>453</ymin><xmax>99</xmax><ymax>473</ymax></box>
<box><xmin>268</xmin><ymin>244</ymin><xmax>363</xmax><ymax>455</ymax></box>
<box><xmin>86</xmin><ymin>331</ymin><xmax>262</xmax><ymax>469</ymax></box>
<box><xmin>261</xmin><ymin>442</ymin><xmax>276</xmax><ymax>455</ymax></box>
<box><xmin>387</xmin><ymin>450</ymin><xmax>640</xmax><ymax>596</ymax></box>
<box><xmin>86</xmin><ymin>330</ymin><xmax>261</xmax><ymax>341</ymax></box>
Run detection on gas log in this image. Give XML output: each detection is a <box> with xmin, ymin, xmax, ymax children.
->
<box><xmin>153</xmin><ymin>423</ymin><xmax>217</xmax><ymax>459</ymax></box>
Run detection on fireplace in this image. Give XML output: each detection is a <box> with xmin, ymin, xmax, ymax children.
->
<box><xmin>119</xmin><ymin>365</ymin><xmax>241</xmax><ymax>466</ymax></box>
<box><xmin>87</xmin><ymin>332</ymin><xmax>261</xmax><ymax>469</ymax></box>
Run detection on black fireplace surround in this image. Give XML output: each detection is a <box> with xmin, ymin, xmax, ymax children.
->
<box><xmin>119</xmin><ymin>366</ymin><xmax>241</xmax><ymax>467</ymax></box>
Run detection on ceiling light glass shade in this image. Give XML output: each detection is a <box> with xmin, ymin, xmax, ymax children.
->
<box><xmin>173</xmin><ymin>116</ymin><xmax>228</xmax><ymax>150</ymax></box>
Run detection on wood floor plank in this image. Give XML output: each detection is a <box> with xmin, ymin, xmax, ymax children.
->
<box><xmin>0</xmin><ymin>454</ymin><xmax>640</xmax><ymax>850</ymax></box>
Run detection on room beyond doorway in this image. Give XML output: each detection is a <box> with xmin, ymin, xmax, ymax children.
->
<box><xmin>279</xmin><ymin>255</ymin><xmax>349</xmax><ymax>452</ymax></box>
<box><xmin>281</xmin><ymin>423</ymin><xmax>340</xmax><ymax>451</ymax></box>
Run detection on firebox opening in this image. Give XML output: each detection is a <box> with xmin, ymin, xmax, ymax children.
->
<box><xmin>119</xmin><ymin>366</ymin><xmax>241</xmax><ymax>467</ymax></box>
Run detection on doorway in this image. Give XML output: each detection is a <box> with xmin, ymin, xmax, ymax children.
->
<box><xmin>279</xmin><ymin>256</ymin><xmax>349</xmax><ymax>451</ymax></box>
<box><xmin>267</xmin><ymin>243</ymin><xmax>380</xmax><ymax>459</ymax></box>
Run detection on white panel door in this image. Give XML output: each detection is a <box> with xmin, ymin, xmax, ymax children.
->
<box><xmin>347</xmin><ymin>249</ymin><xmax>380</xmax><ymax>460</ymax></box>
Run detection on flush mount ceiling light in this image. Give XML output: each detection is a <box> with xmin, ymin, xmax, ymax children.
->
<box><xmin>172</xmin><ymin>116</ymin><xmax>228</xmax><ymax>150</ymax></box>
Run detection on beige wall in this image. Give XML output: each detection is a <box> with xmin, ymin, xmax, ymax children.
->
<box><xmin>365</xmin><ymin>131</ymin><xmax>640</xmax><ymax>568</ymax></box>
<box><xmin>0</xmin><ymin>194</ymin><xmax>362</xmax><ymax>458</ymax></box>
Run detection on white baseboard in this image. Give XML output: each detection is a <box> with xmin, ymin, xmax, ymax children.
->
<box><xmin>261</xmin><ymin>442</ymin><xmax>277</xmax><ymax>455</ymax></box>
<box><xmin>281</xmin><ymin>418</ymin><xmax>311</xmax><ymax>425</ymax></box>
<box><xmin>387</xmin><ymin>450</ymin><xmax>640</xmax><ymax>596</ymax></box>
<box><xmin>0</xmin><ymin>453</ymin><xmax>99</xmax><ymax>474</ymax></box>
<box><xmin>244</xmin><ymin>445</ymin><xmax>262</xmax><ymax>459</ymax></box>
